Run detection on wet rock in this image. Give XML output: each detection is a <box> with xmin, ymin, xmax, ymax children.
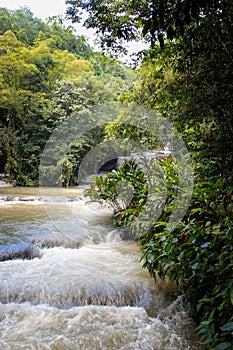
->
<box><xmin>6</xmin><ymin>197</ymin><xmax>19</xmax><ymax>201</ymax></box>
<box><xmin>19</xmin><ymin>196</ymin><xmax>41</xmax><ymax>201</ymax></box>
<box><xmin>33</xmin><ymin>237</ymin><xmax>82</xmax><ymax>249</ymax></box>
<box><xmin>66</xmin><ymin>196</ymin><xmax>84</xmax><ymax>202</ymax></box>
<box><xmin>0</xmin><ymin>180</ymin><xmax>13</xmax><ymax>187</ymax></box>
<box><xmin>121</xmin><ymin>228</ymin><xmax>137</xmax><ymax>241</ymax></box>
<box><xmin>0</xmin><ymin>243</ymin><xmax>42</xmax><ymax>262</ymax></box>
<box><xmin>1</xmin><ymin>196</ymin><xmax>42</xmax><ymax>202</ymax></box>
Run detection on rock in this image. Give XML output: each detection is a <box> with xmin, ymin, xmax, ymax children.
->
<box><xmin>0</xmin><ymin>243</ymin><xmax>42</xmax><ymax>262</ymax></box>
<box><xmin>0</xmin><ymin>179</ymin><xmax>13</xmax><ymax>187</ymax></box>
<box><xmin>19</xmin><ymin>196</ymin><xmax>40</xmax><ymax>201</ymax></box>
<box><xmin>33</xmin><ymin>237</ymin><xmax>81</xmax><ymax>249</ymax></box>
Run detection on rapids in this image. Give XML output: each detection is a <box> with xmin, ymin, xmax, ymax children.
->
<box><xmin>0</xmin><ymin>187</ymin><xmax>203</xmax><ymax>349</ymax></box>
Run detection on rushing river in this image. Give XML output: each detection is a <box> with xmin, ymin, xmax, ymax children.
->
<box><xmin>0</xmin><ymin>187</ymin><xmax>203</xmax><ymax>349</ymax></box>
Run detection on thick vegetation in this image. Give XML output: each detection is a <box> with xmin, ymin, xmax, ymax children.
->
<box><xmin>0</xmin><ymin>7</ymin><xmax>135</xmax><ymax>186</ymax></box>
<box><xmin>85</xmin><ymin>157</ymin><xmax>233</xmax><ymax>349</ymax></box>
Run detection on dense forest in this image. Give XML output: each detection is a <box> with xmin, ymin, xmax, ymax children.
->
<box><xmin>0</xmin><ymin>6</ymin><xmax>136</xmax><ymax>186</ymax></box>
<box><xmin>0</xmin><ymin>1</ymin><xmax>233</xmax><ymax>349</ymax></box>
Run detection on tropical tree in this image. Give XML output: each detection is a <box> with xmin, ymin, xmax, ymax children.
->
<box><xmin>66</xmin><ymin>0</ymin><xmax>231</xmax><ymax>49</ymax></box>
<box><xmin>41</xmin><ymin>57</ymin><xmax>136</xmax><ymax>186</ymax></box>
<box><xmin>0</xmin><ymin>9</ymin><xmax>95</xmax><ymax>185</ymax></box>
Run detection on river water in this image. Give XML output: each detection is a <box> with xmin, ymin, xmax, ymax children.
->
<box><xmin>0</xmin><ymin>187</ymin><xmax>203</xmax><ymax>350</ymax></box>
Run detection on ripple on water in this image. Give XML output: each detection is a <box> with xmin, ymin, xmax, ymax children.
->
<box><xmin>0</xmin><ymin>303</ymin><xmax>202</xmax><ymax>350</ymax></box>
<box><xmin>0</xmin><ymin>243</ymin><xmax>174</xmax><ymax>316</ymax></box>
<box><xmin>0</xmin><ymin>188</ymin><xmax>203</xmax><ymax>349</ymax></box>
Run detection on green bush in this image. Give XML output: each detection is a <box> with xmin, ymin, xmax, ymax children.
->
<box><xmin>84</xmin><ymin>160</ymin><xmax>148</xmax><ymax>225</ymax></box>
<box><xmin>84</xmin><ymin>157</ymin><xmax>233</xmax><ymax>349</ymax></box>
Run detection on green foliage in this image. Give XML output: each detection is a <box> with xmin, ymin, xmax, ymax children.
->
<box><xmin>125</xmin><ymin>1</ymin><xmax>233</xmax><ymax>161</ymax></box>
<box><xmin>67</xmin><ymin>1</ymin><xmax>233</xmax><ymax>162</ymax></box>
<box><xmin>66</xmin><ymin>0</ymin><xmax>225</xmax><ymax>51</ymax></box>
<box><xmin>40</xmin><ymin>60</ymin><xmax>132</xmax><ymax>187</ymax></box>
<box><xmin>105</xmin><ymin>119</ymin><xmax>158</xmax><ymax>150</ymax></box>
<box><xmin>84</xmin><ymin>157</ymin><xmax>233</xmax><ymax>348</ymax></box>
<box><xmin>0</xmin><ymin>7</ymin><xmax>135</xmax><ymax>186</ymax></box>
<box><xmin>140</xmin><ymin>162</ymin><xmax>233</xmax><ymax>348</ymax></box>
<box><xmin>1</xmin><ymin>90</ymin><xmax>50</xmax><ymax>186</ymax></box>
<box><xmin>85</xmin><ymin>160</ymin><xmax>147</xmax><ymax>224</ymax></box>
<box><xmin>0</xmin><ymin>7</ymin><xmax>92</xmax><ymax>58</ymax></box>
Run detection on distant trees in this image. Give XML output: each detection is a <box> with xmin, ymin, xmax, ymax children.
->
<box><xmin>0</xmin><ymin>7</ymin><xmax>93</xmax><ymax>58</ymax></box>
<box><xmin>0</xmin><ymin>7</ymin><xmax>136</xmax><ymax>185</ymax></box>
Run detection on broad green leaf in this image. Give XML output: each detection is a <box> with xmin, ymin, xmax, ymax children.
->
<box><xmin>216</xmin><ymin>342</ymin><xmax>232</xmax><ymax>350</ymax></box>
<box><xmin>220</xmin><ymin>322</ymin><xmax>233</xmax><ymax>332</ymax></box>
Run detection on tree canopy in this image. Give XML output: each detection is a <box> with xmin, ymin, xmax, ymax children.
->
<box><xmin>0</xmin><ymin>6</ymin><xmax>93</xmax><ymax>58</ymax></box>
<box><xmin>67</xmin><ymin>0</ymin><xmax>233</xmax><ymax>163</ymax></box>
<box><xmin>66</xmin><ymin>0</ymin><xmax>232</xmax><ymax>49</ymax></box>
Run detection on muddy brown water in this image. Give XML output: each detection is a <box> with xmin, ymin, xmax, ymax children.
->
<box><xmin>0</xmin><ymin>187</ymin><xmax>203</xmax><ymax>349</ymax></box>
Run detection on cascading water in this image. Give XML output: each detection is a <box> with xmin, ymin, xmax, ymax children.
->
<box><xmin>0</xmin><ymin>187</ymin><xmax>203</xmax><ymax>349</ymax></box>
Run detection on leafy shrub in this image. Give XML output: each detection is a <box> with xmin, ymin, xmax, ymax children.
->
<box><xmin>84</xmin><ymin>157</ymin><xmax>233</xmax><ymax>349</ymax></box>
<box><xmin>84</xmin><ymin>160</ymin><xmax>148</xmax><ymax>225</ymax></box>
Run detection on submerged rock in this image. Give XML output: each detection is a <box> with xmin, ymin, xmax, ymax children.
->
<box><xmin>19</xmin><ymin>196</ymin><xmax>41</xmax><ymax>201</ymax></box>
<box><xmin>0</xmin><ymin>243</ymin><xmax>42</xmax><ymax>262</ymax></box>
<box><xmin>0</xmin><ymin>196</ymin><xmax>42</xmax><ymax>202</ymax></box>
<box><xmin>0</xmin><ymin>179</ymin><xmax>13</xmax><ymax>187</ymax></box>
<box><xmin>33</xmin><ymin>237</ymin><xmax>82</xmax><ymax>249</ymax></box>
